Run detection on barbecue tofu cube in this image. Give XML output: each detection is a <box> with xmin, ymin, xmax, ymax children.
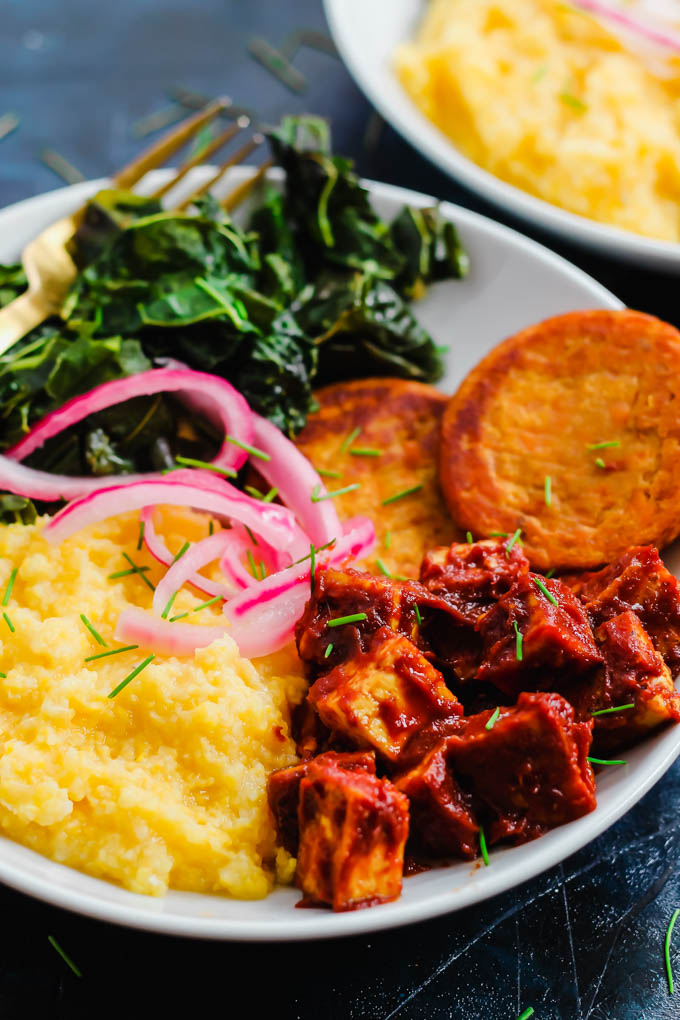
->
<box><xmin>573</xmin><ymin>546</ymin><xmax>680</xmax><ymax>675</ymax></box>
<box><xmin>296</xmin><ymin>760</ymin><xmax>409</xmax><ymax>911</ymax></box>
<box><xmin>592</xmin><ymin>611</ymin><xmax>680</xmax><ymax>751</ymax></box>
<box><xmin>268</xmin><ymin>751</ymin><xmax>376</xmax><ymax>856</ymax></box>
<box><xmin>395</xmin><ymin>741</ymin><xmax>479</xmax><ymax>859</ymax></box>
<box><xmin>295</xmin><ymin>567</ymin><xmax>458</xmax><ymax>676</ymax></box>
<box><xmin>419</xmin><ymin>538</ymin><xmax>530</xmax><ymax>680</ymax></box>
<box><xmin>445</xmin><ymin>691</ymin><xmax>596</xmax><ymax>845</ymax></box>
<box><xmin>308</xmin><ymin>630</ymin><xmax>462</xmax><ymax>765</ymax></box>
<box><xmin>477</xmin><ymin>573</ymin><xmax>602</xmax><ymax>697</ymax></box>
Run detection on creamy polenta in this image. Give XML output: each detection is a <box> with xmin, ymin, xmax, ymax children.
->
<box><xmin>0</xmin><ymin>507</ymin><xmax>306</xmax><ymax>897</ymax></box>
<box><xmin>396</xmin><ymin>0</ymin><xmax>680</xmax><ymax>240</ymax></box>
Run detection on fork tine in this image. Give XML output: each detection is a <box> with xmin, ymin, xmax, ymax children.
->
<box><xmin>113</xmin><ymin>97</ymin><xmax>230</xmax><ymax>190</ymax></box>
<box><xmin>221</xmin><ymin>158</ymin><xmax>274</xmax><ymax>213</ymax></box>
<box><xmin>150</xmin><ymin>116</ymin><xmax>251</xmax><ymax>200</ymax></box>
<box><xmin>173</xmin><ymin>133</ymin><xmax>265</xmax><ymax>211</ymax></box>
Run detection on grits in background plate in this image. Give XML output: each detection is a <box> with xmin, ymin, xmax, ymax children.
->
<box><xmin>0</xmin><ymin>507</ymin><xmax>306</xmax><ymax>898</ymax></box>
<box><xmin>295</xmin><ymin>378</ymin><xmax>457</xmax><ymax>578</ymax></box>
<box><xmin>396</xmin><ymin>0</ymin><xmax>680</xmax><ymax>241</ymax></box>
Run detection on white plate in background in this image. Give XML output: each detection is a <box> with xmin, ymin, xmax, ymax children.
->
<box><xmin>325</xmin><ymin>0</ymin><xmax>680</xmax><ymax>271</ymax></box>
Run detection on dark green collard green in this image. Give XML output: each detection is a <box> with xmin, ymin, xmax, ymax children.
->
<box><xmin>0</xmin><ymin>114</ymin><xmax>468</xmax><ymax>498</ymax></box>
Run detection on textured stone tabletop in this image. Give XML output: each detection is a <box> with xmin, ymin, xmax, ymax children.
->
<box><xmin>1</xmin><ymin>2</ymin><xmax>679</xmax><ymax>1017</ymax></box>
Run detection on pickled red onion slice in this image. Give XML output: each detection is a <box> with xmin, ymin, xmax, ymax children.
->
<box><xmin>571</xmin><ymin>0</ymin><xmax>680</xmax><ymax>52</ymax></box>
<box><xmin>152</xmin><ymin>530</ymin><xmax>234</xmax><ymax>616</ymax></box>
<box><xmin>44</xmin><ymin>472</ymin><xmax>300</xmax><ymax>549</ymax></box>
<box><xmin>115</xmin><ymin>608</ymin><xmax>227</xmax><ymax>656</ymax></box>
<box><xmin>7</xmin><ymin>367</ymin><xmax>253</xmax><ymax>472</ymax></box>
<box><xmin>250</xmin><ymin>414</ymin><xmax>341</xmax><ymax>547</ymax></box>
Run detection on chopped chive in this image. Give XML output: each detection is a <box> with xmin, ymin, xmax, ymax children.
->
<box><xmin>0</xmin><ymin>673</ymin><xmax>6</xmax><ymax>678</ymax></box>
<box><xmin>349</xmin><ymin>447</ymin><xmax>382</xmax><ymax>457</ymax></box>
<box><xmin>339</xmin><ymin>426</ymin><xmax>361</xmax><ymax>453</ymax></box>
<box><xmin>292</xmin><ymin>540</ymin><xmax>336</xmax><ymax>566</ymax></box>
<box><xmin>80</xmin><ymin>614</ymin><xmax>107</xmax><ymax>648</ymax></box>
<box><xmin>208</xmin><ymin>520</ymin><xmax>214</xmax><ymax>536</ymax></box>
<box><xmin>466</xmin><ymin>531</ymin><xmax>473</xmax><ymax>544</ymax></box>
<box><xmin>84</xmin><ymin>644</ymin><xmax>139</xmax><ymax>663</ymax></box>
<box><xmin>225</xmin><ymin>434</ymin><xmax>271</xmax><ymax>461</ymax></box>
<box><xmin>161</xmin><ymin>591</ymin><xmax>179</xmax><ymax>620</ymax></box>
<box><xmin>40</xmin><ymin>148</ymin><xmax>85</xmax><ymax>184</ymax></box>
<box><xmin>486</xmin><ymin>707</ymin><xmax>501</xmax><ymax>731</ymax></box>
<box><xmin>312</xmin><ymin>483</ymin><xmax>361</xmax><ymax>503</ymax></box>
<box><xmin>0</xmin><ymin>112</ymin><xmax>19</xmax><ymax>142</ymax></box>
<box><xmin>394</xmin><ymin>575</ymin><xmax>408</xmax><ymax>581</ymax></box>
<box><xmin>587</xmin><ymin>756</ymin><xmax>627</xmax><ymax>765</ymax></box>
<box><xmin>262</xmin><ymin>487</ymin><xmax>278</xmax><ymax>503</ymax></box>
<box><xmin>248</xmin><ymin>35</ymin><xmax>307</xmax><ymax>93</ymax></box>
<box><xmin>136</xmin><ymin>520</ymin><xmax>145</xmax><ymax>551</ymax></box>
<box><xmin>587</xmin><ymin>440</ymin><xmax>620</xmax><ymax>451</ymax></box>
<box><xmin>108</xmin><ymin>654</ymin><xmax>155</xmax><ymax>699</ymax></box>
<box><xmin>533</xmin><ymin>576</ymin><xmax>558</xmax><ymax>605</ymax></box>
<box><xmin>479</xmin><ymin>826</ymin><xmax>490</xmax><ymax>866</ymax></box>
<box><xmin>384</xmin><ymin>531</ymin><xmax>392</xmax><ymax>550</ymax></box>
<box><xmin>172</xmin><ymin>541</ymin><xmax>190</xmax><ymax>564</ymax></box>
<box><xmin>310</xmin><ymin>543</ymin><xmax>316</xmax><ymax>595</ymax></box>
<box><xmin>591</xmin><ymin>703</ymin><xmax>635</xmax><ymax>716</ymax></box>
<box><xmin>513</xmin><ymin>621</ymin><xmax>523</xmax><ymax>661</ymax></box>
<box><xmin>382</xmin><ymin>484</ymin><xmax>423</xmax><ymax>506</ymax></box>
<box><xmin>666</xmin><ymin>908</ymin><xmax>680</xmax><ymax>994</ymax></box>
<box><xmin>560</xmin><ymin>91</ymin><xmax>587</xmax><ymax>112</ymax></box>
<box><xmin>170</xmin><ymin>594</ymin><xmax>224</xmax><ymax>622</ymax></box>
<box><xmin>244</xmin><ymin>525</ymin><xmax>259</xmax><ymax>547</ymax></box>
<box><xmin>174</xmin><ymin>455</ymin><xmax>237</xmax><ymax>478</ymax></box>
<box><xmin>246</xmin><ymin>549</ymin><xmax>259</xmax><ymax>579</ymax></box>
<box><xmin>2</xmin><ymin>567</ymin><xmax>17</xmax><ymax>606</ymax></box>
<box><xmin>516</xmin><ymin>1010</ymin><xmax>535</xmax><ymax>1020</ymax></box>
<box><xmin>545</xmin><ymin>568</ymin><xmax>556</xmax><ymax>579</ymax></box>
<box><xmin>47</xmin><ymin>936</ymin><xmax>82</xmax><ymax>979</ymax></box>
<box><xmin>595</xmin><ymin>457</ymin><xmax>606</xmax><ymax>469</ymax></box>
<box><xmin>245</xmin><ymin>485</ymin><xmax>264</xmax><ymax>500</ymax></box>
<box><xmin>3</xmin><ymin>612</ymin><xmax>14</xmax><ymax>633</ymax></box>
<box><xmin>505</xmin><ymin>528</ymin><xmax>522</xmax><ymax>558</ymax></box>
<box><xmin>328</xmin><ymin>612</ymin><xmax>368</xmax><ymax>628</ymax></box>
<box><xmin>108</xmin><ymin>566</ymin><xmax>151</xmax><ymax>580</ymax></box>
<box><xmin>376</xmin><ymin>558</ymin><xmax>392</xmax><ymax>578</ymax></box>
<box><xmin>532</xmin><ymin>63</ymin><xmax>547</xmax><ymax>83</ymax></box>
<box><xmin>258</xmin><ymin>561</ymin><xmax>267</xmax><ymax>580</ymax></box>
<box><xmin>169</xmin><ymin>612</ymin><xmax>188</xmax><ymax>622</ymax></box>
<box><xmin>316</xmin><ymin>468</ymin><xmax>343</xmax><ymax>479</ymax></box>
<box><xmin>324</xmin><ymin>642</ymin><xmax>333</xmax><ymax>659</ymax></box>
<box><xmin>121</xmin><ymin>553</ymin><xmax>155</xmax><ymax>591</ymax></box>
<box><xmin>415</xmin><ymin>604</ymin><xmax>422</xmax><ymax>626</ymax></box>
<box><xmin>544</xmin><ymin>475</ymin><xmax>551</xmax><ymax>506</ymax></box>
<box><xmin>489</xmin><ymin>531</ymin><xmax>508</xmax><ymax>538</ymax></box>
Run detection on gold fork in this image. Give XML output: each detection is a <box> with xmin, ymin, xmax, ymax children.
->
<box><xmin>0</xmin><ymin>97</ymin><xmax>272</xmax><ymax>356</ymax></box>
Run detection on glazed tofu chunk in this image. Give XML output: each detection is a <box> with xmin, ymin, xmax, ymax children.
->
<box><xmin>573</xmin><ymin>546</ymin><xmax>680</xmax><ymax>675</ymax></box>
<box><xmin>445</xmin><ymin>691</ymin><xmax>596</xmax><ymax>845</ymax></box>
<box><xmin>308</xmin><ymin>629</ymin><xmax>462</xmax><ymax>765</ymax></box>
<box><xmin>477</xmin><ymin>573</ymin><xmax>602</xmax><ymax>697</ymax></box>
<box><xmin>419</xmin><ymin>538</ymin><xmax>529</xmax><ymax>680</ymax></box>
<box><xmin>267</xmin><ymin>751</ymin><xmax>376</xmax><ymax>855</ymax></box>
<box><xmin>395</xmin><ymin>741</ymin><xmax>479</xmax><ymax>859</ymax></box>
<box><xmin>592</xmin><ymin>610</ymin><xmax>680</xmax><ymax>751</ymax></box>
<box><xmin>420</xmin><ymin>538</ymin><xmax>529</xmax><ymax>624</ymax></box>
<box><xmin>296</xmin><ymin>760</ymin><xmax>409</xmax><ymax>911</ymax></box>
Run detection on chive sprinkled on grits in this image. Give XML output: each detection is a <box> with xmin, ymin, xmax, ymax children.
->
<box><xmin>0</xmin><ymin>507</ymin><xmax>306</xmax><ymax>897</ymax></box>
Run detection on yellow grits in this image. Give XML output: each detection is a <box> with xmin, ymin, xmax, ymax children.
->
<box><xmin>0</xmin><ymin>507</ymin><xmax>307</xmax><ymax>897</ymax></box>
<box><xmin>396</xmin><ymin>0</ymin><xmax>680</xmax><ymax>241</ymax></box>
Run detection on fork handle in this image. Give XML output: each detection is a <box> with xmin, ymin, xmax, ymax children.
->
<box><xmin>0</xmin><ymin>291</ymin><xmax>53</xmax><ymax>357</ymax></box>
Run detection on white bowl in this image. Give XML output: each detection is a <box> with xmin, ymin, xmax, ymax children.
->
<box><xmin>324</xmin><ymin>0</ymin><xmax>680</xmax><ymax>271</ymax></box>
<box><xmin>0</xmin><ymin>168</ymin><xmax>676</xmax><ymax>942</ymax></box>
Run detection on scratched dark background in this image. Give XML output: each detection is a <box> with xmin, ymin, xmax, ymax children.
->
<box><xmin>1</xmin><ymin>1</ymin><xmax>680</xmax><ymax>1017</ymax></box>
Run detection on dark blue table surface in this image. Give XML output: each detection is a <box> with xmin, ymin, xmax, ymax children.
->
<box><xmin>1</xmin><ymin>2</ymin><xmax>680</xmax><ymax>1018</ymax></box>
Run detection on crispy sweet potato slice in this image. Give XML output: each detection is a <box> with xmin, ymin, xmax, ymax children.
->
<box><xmin>296</xmin><ymin>760</ymin><xmax>409</xmax><ymax>911</ymax></box>
<box><xmin>440</xmin><ymin>310</ymin><xmax>680</xmax><ymax>569</ymax></box>
<box><xmin>295</xmin><ymin>377</ymin><xmax>456</xmax><ymax>577</ymax></box>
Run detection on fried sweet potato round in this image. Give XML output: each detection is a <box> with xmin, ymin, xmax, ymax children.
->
<box><xmin>295</xmin><ymin>378</ymin><xmax>456</xmax><ymax>577</ymax></box>
<box><xmin>440</xmin><ymin>310</ymin><xmax>680</xmax><ymax>569</ymax></box>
